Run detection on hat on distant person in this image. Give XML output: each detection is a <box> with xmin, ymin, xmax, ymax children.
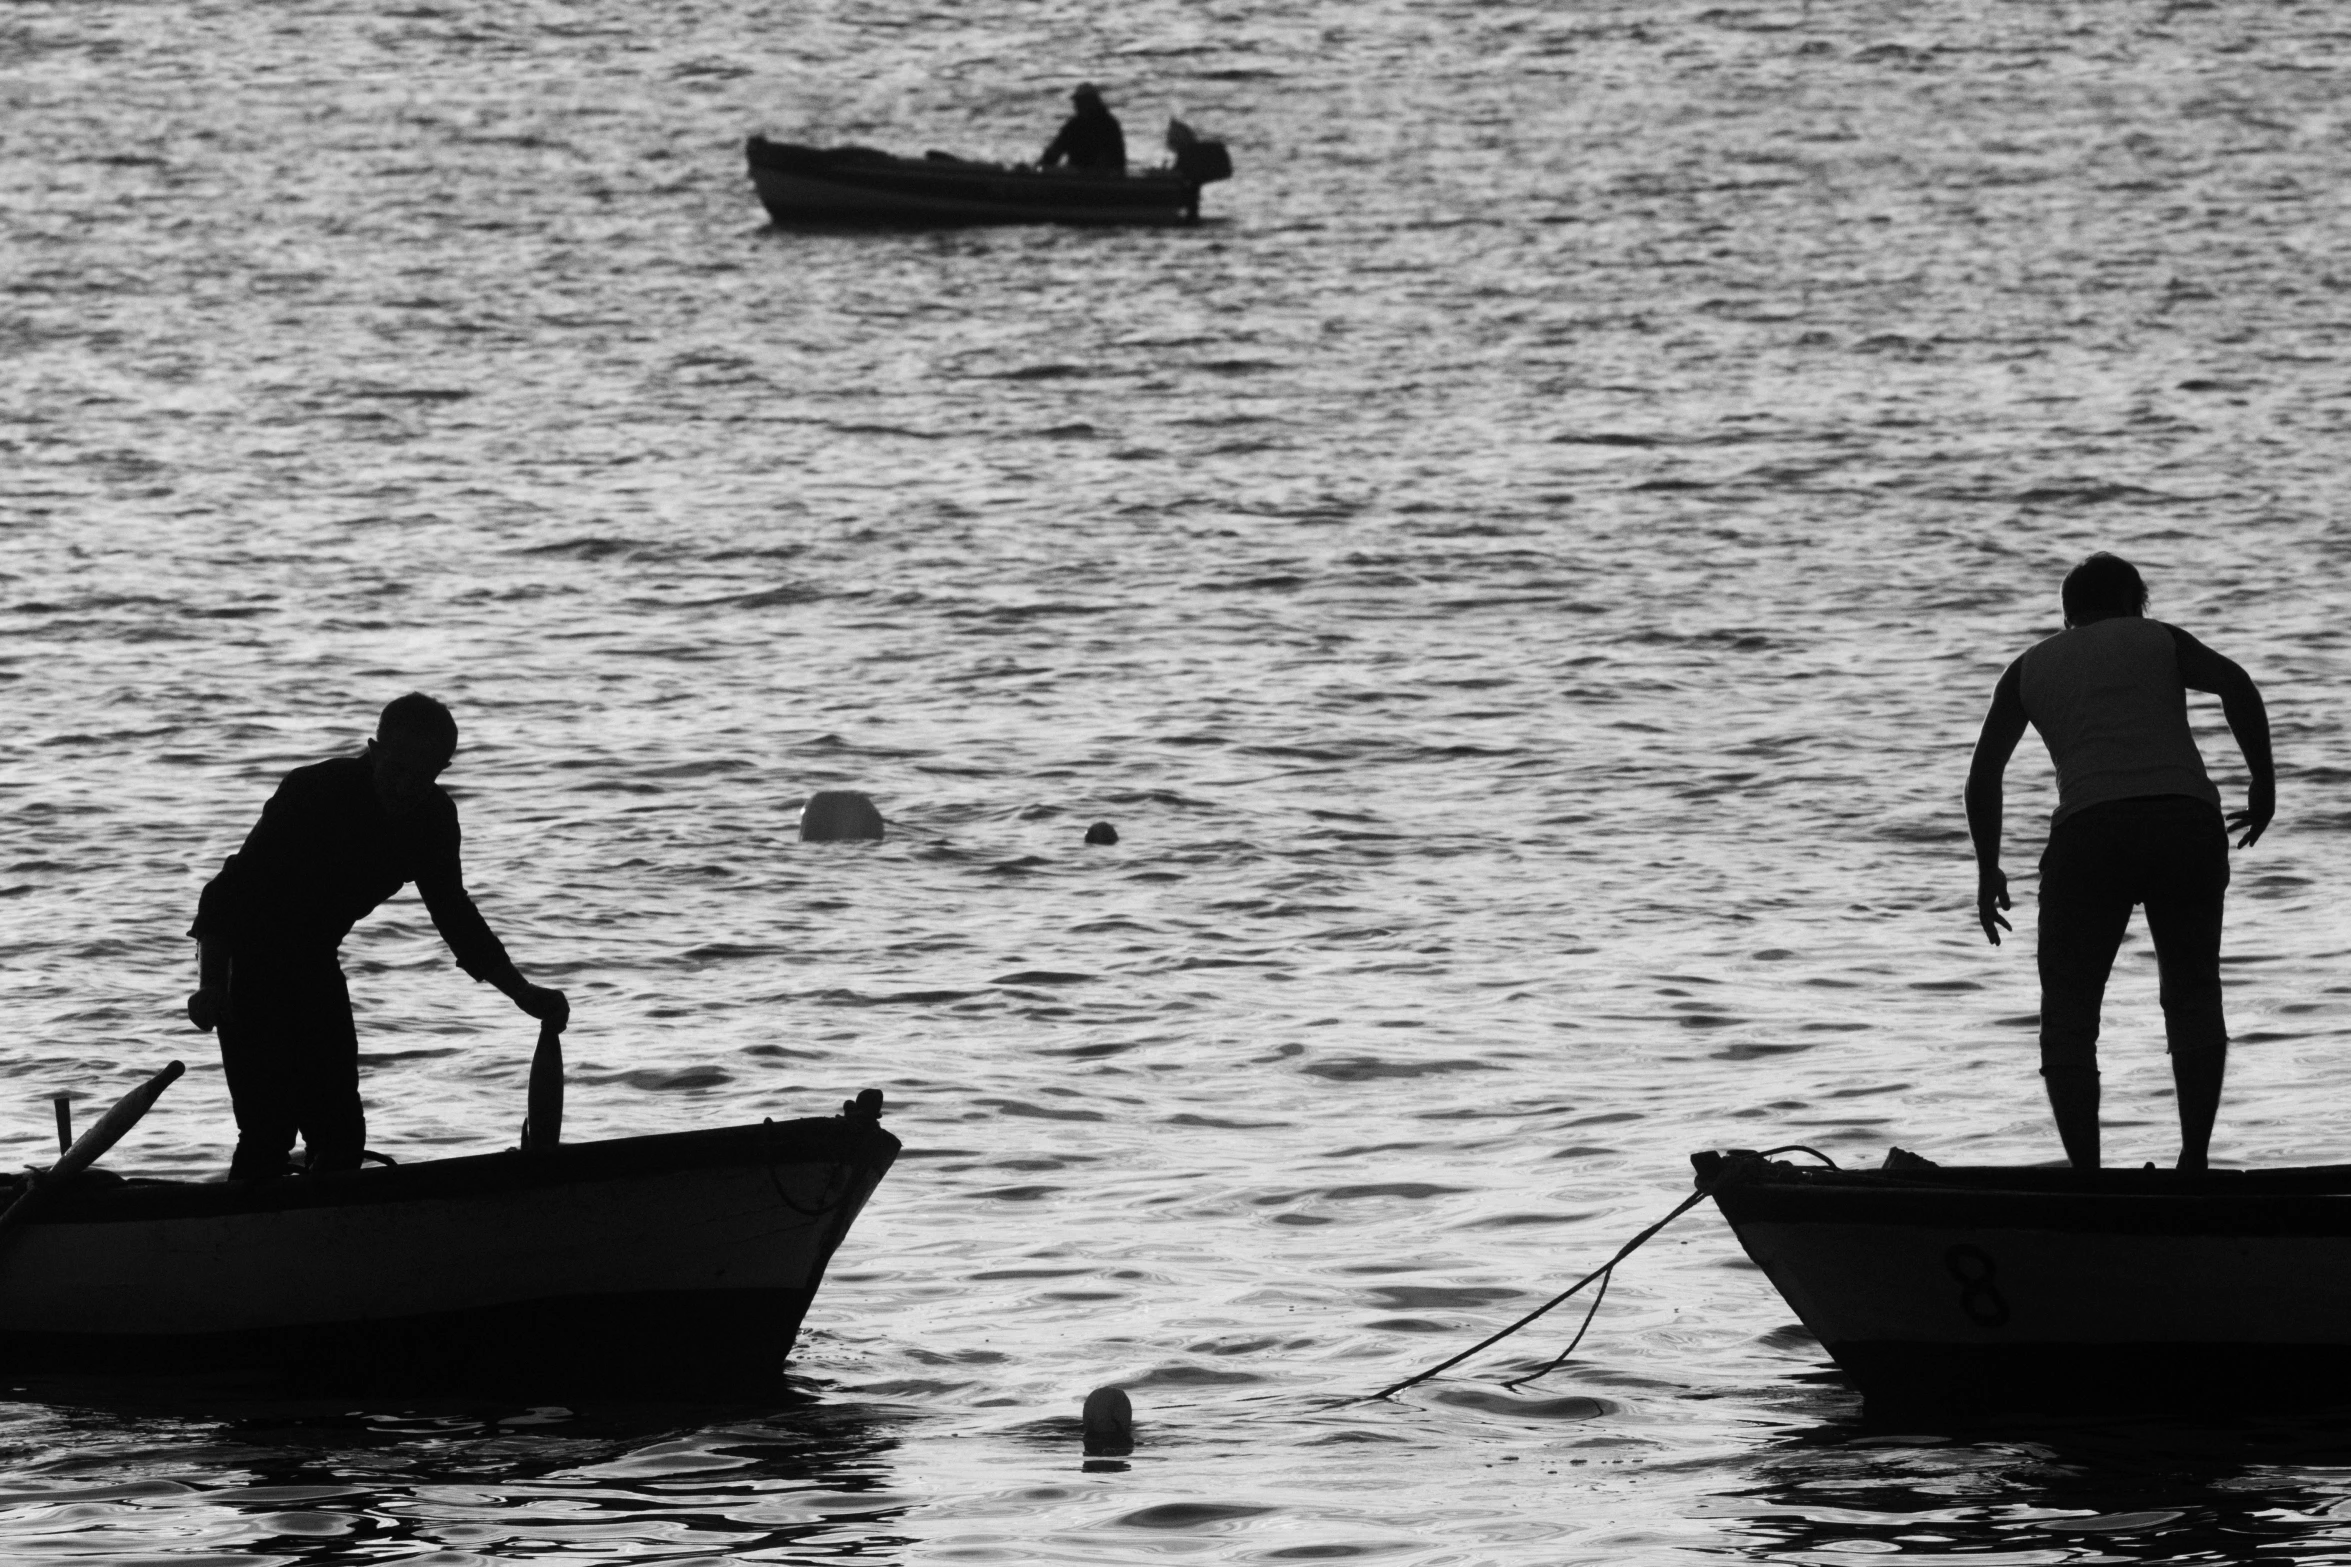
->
<box><xmin>1073</xmin><ymin>82</ymin><xmax>1104</xmax><ymax>104</ymax></box>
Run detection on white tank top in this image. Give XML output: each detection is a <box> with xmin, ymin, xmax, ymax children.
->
<box><xmin>2017</xmin><ymin>616</ymin><xmax>2218</xmax><ymax>826</ymax></box>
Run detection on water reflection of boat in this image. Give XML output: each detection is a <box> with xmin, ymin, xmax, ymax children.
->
<box><xmin>1697</xmin><ymin>1150</ymin><xmax>2351</xmax><ymax>1417</ymax></box>
<box><xmin>745</xmin><ymin>133</ymin><xmax>1233</xmax><ymax>226</ymax></box>
<box><xmin>3</xmin><ymin>1099</ymin><xmax>897</xmax><ymax>1391</ymax></box>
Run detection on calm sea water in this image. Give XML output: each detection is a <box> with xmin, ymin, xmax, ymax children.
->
<box><xmin>9</xmin><ymin>0</ymin><xmax>2351</xmax><ymax>1559</ymax></box>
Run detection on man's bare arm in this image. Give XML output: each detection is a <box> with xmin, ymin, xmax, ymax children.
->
<box><xmin>2170</xmin><ymin>625</ymin><xmax>2275</xmax><ymax>848</ymax></box>
<box><xmin>1964</xmin><ymin>661</ymin><xmax>2030</xmax><ymax>945</ymax></box>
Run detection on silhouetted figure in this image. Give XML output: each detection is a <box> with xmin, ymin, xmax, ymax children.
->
<box><xmin>1084</xmin><ymin>821</ymin><xmax>1119</xmax><ymax>846</ymax></box>
<box><xmin>1041</xmin><ymin>84</ymin><xmax>1126</xmax><ymax>173</ymax></box>
<box><xmin>187</xmin><ymin>693</ymin><xmax>569</xmax><ymax>1179</ymax></box>
<box><xmin>1965</xmin><ymin>553</ymin><xmax>2274</xmax><ymax>1172</ymax></box>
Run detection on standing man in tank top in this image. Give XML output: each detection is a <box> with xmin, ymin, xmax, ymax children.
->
<box><xmin>1965</xmin><ymin>552</ymin><xmax>2274</xmax><ymax>1172</ymax></box>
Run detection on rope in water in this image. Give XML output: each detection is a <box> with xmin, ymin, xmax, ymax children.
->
<box><xmin>1360</xmin><ymin>1144</ymin><xmax>1837</xmax><ymax>1403</ymax></box>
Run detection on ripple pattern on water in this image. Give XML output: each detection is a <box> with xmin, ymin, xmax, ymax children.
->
<box><xmin>7</xmin><ymin>0</ymin><xmax>2351</xmax><ymax>1560</ymax></box>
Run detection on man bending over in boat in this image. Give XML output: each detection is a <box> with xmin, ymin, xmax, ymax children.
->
<box><xmin>1040</xmin><ymin>83</ymin><xmax>1126</xmax><ymax>173</ymax></box>
<box><xmin>1966</xmin><ymin>552</ymin><xmax>2274</xmax><ymax>1172</ymax></box>
<box><xmin>185</xmin><ymin>693</ymin><xmax>569</xmax><ymax>1179</ymax></box>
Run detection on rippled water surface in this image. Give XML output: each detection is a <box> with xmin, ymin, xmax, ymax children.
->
<box><xmin>10</xmin><ymin>0</ymin><xmax>2351</xmax><ymax>1559</ymax></box>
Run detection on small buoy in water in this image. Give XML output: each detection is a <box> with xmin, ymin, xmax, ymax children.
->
<box><xmin>1081</xmin><ymin>1385</ymin><xmax>1133</xmax><ymax>1454</ymax></box>
<box><xmin>1084</xmin><ymin>821</ymin><xmax>1119</xmax><ymax>846</ymax></box>
<box><xmin>800</xmin><ymin>790</ymin><xmax>884</xmax><ymax>842</ymax></box>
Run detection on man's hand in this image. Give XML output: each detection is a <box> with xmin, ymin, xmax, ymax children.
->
<box><xmin>515</xmin><ymin>985</ymin><xmax>570</xmax><ymax>1033</ymax></box>
<box><xmin>186</xmin><ymin>988</ymin><xmax>220</xmax><ymax>1032</ymax></box>
<box><xmin>2229</xmin><ymin>778</ymin><xmax>2275</xmax><ymax>850</ymax></box>
<box><xmin>1978</xmin><ymin>867</ymin><xmax>2012</xmax><ymax>946</ymax></box>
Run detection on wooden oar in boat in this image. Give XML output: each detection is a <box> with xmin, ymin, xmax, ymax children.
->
<box><xmin>521</xmin><ymin>1019</ymin><xmax>563</xmax><ymax>1151</ymax></box>
<box><xmin>0</xmin><ymin>1060</ymin><xmax>185</xmax><ymax>1243</ymax></box>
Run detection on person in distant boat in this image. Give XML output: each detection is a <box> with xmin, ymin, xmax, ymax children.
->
<box><xmin>1965</xmin><ymin>552</ymin><xmax>2274</xmax><ymax>1173</ymax></box>
<box><xmin>186</xmin><ymin>693</ymin><xmax>569</xmax><ymax>1179</ymax></box>
<box><xmin>1040</xmin><ymin>83</ymin><xmax>1126</xmax><ymax>173</ymax></box>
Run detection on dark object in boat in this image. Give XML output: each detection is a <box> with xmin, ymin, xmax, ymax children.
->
<box><xmin>0</xmin><ymin>1062</ymin><xmax>186</xmax><ymax>1249</ymax></box>
<box><xmin>746</xmin><ymin>121</ymin><xmax>1232</xmax><ymax>227</ymax></box>
<box><xmin>0</xmin><ymin>1097</ymin><xmax>897</xmax><ymax>1393</ymax></box>
<box><xmin>1697</xmin><ymin>1148</ymin><xmax>2351</xmax><ymax>1418</ymax></box>
<box><xmin>521</xmin><ymin>1020</ymin><xmax>563</xmax><ymax>1150</ymax></box>
<box><xmin>1165</xmin><ymin>117</ymin><xmax>1232</xmax><ymax>186</ymax></box>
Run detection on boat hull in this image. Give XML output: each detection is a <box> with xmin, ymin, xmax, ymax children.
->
<box><xmin>3</xmin><ymin>1115</ymin><xmax>897</xmax><ymax>1393</ymax></box>
<box><xmin>1699</xmin><ymin>1154</ymin><xmax>2351</xmax><ymax>1417</ymax></box>
<box><xmin>746</xmin><ymin>136</ymin><xmax>1207</xmax><ymax>226</ymax></box>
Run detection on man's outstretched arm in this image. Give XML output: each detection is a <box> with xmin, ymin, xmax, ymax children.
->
<box><xmin>412</xmin><ymin>818</ymin><xmax>569</xmax><ymax>1032</ymax></box>
<box><xmin>484</xmin><ymin>961</ymin><xmax>570</xmax><ymax>1031</ymax></box>
<box><xmin>1964</xmin><ymin>660</ymin><xmax>2030</xmax><ymax>945</ymax></box>
<box><xmin>419</xmin><ymin>874</ymin><xmax>569</xmax><ymax>1031</ymax></box>
<box><xmin>2170</xmin><ymin>625</ymin><xmax>2276</xmax><ymax>848</ymax></box>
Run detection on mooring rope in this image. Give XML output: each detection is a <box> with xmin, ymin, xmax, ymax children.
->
<box><xmin>1502</xmin><ymin>1261</ymin><xmax>1611</xmax><ymax>1391</ymax></box>
<box><xmin>1361</xmin><ymin>1144</ymin><xmax>1835</xmax><ymax>1402</ymax></box>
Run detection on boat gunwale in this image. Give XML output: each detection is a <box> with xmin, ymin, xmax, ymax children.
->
<box><xmin>23</xmin><ymin>1116</ymin><xmax>900</xmax><ymax>1225</ymax></box>
<box><xmin>748</xmin><ymin>134</ymin><xmax>1201</xmax><ymax>197</ymax></box>
<box><xmin>1695</xmin><ymin>1150</ymin><xmax>2351</xmax><ymax>1235</ymax></box>
<box><xmin>1696</xmin><ymin>1149</ymin><xmax>2351</xmax><ymax>1193</ymax></box>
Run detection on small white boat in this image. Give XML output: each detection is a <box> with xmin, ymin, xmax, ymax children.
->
<box><xmin>745</xmin><ymin>132</ymin><xmax>1232</xmax><ymax>226</ymax></box>
<box><xmin>1698</xmin><ymin>1150</ymin><xmax>2351</xmax><ymax>1417</ymax></box>
<box><xmin>1</xmin><ymin>1097</ymin><xmax>898</xmax><ymax>1393</ymax></box>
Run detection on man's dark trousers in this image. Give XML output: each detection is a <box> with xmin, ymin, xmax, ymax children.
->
<box><xmin>2037</xmin><ymin>794</ymin><xmax>2230</xmax><ymax>1069</ymax></box>
<box><xmin>219</xmin><ymin>952</ymin><xmax>365</xmax><ymax>1179</ymax></box>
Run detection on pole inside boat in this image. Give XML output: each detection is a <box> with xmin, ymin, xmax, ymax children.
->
<box><xmin>52</xmin><ymin>1096</ymin><xmax>69</xmax><ymax>1156</ymax></box>
<box><xmin>0</xmin><ymin>1060</ymin><xmax>186</xmax><ymax>1241</ymax></box>
<box><xmin>522</xmin><ymin>1020</ymin><xmax>563</xmax><ymax>1151</ymax></box>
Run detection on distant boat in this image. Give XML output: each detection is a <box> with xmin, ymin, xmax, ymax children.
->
<box><xmin>0</xmin><ymin>1100</ymin><xmax>898</xmax><ymax>1392</ymax></box>
<box><xmin>1697</xmin><ymin>1149</ymin><xmax>2351</xmax><ymax>1418</ymax></box>
<box><xmin>745</xmin><ymin>129</ymin><xmax>1233</xmax><ymax>226</ymax></box>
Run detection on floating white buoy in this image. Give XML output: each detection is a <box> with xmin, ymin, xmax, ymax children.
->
<box><xmin>1081</xmin><ymin>1385</ymin><xmax>1133</xmax><ymax>1453</ymax></box>
<box><xmin>799</xmin><ymin>790</ymin><xmax>884</xmax><ymax>842</ymax></box>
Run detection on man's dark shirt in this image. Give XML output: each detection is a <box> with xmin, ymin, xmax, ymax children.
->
<box><xmin>1042</xmin><ymin>106</ymin><xmax>1126</xmax><ymax>172</ymax></box>
<box><xmin>192</xmin><ymin>756</ymin><xmax>510</xmax><ymax>980</ymax></box>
